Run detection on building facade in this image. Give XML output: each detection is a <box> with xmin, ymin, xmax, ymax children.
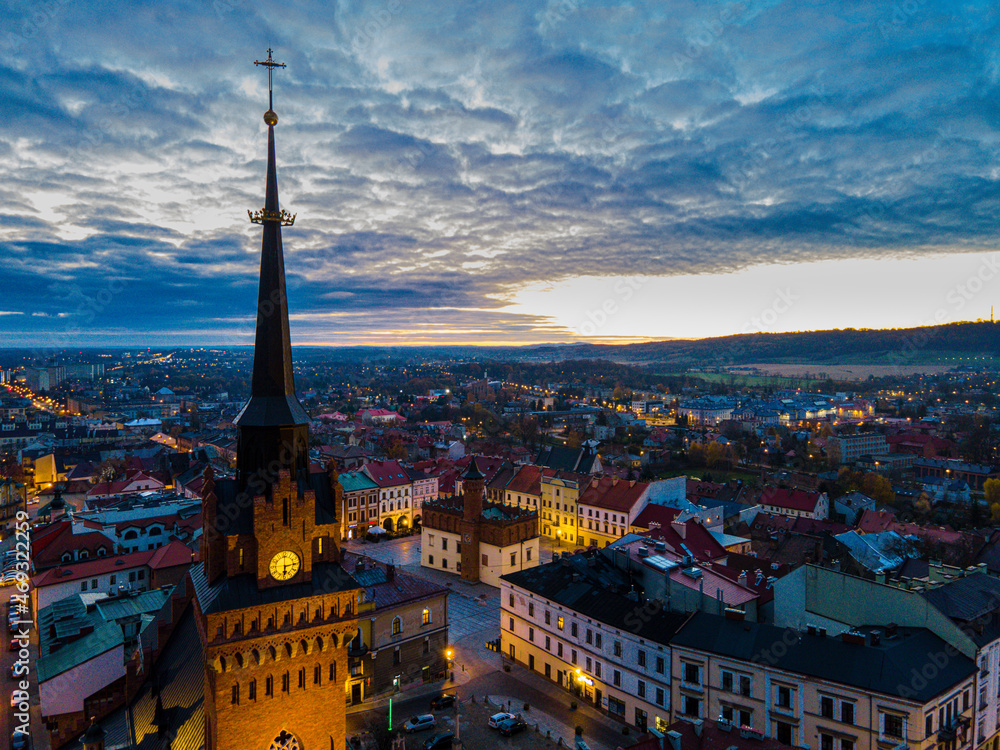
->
<box><xmin>343</xmin><ymin>555</ymin><xmax>449</xmax><ymax>701</ymax></box>
<box><xmin>540</xmin><ymin>470</ymin><xmax>584</xmax><ymax>546</ymax></box>
<box><xmin>338</xmin><ymin>470</ymin><xmax>379</xmax><ymax>541</ymax></box>
<box><xmin>362</xmin><ymin>459</ymin><xmax>414</xmax><ymax>534</ymax></box>
<box><xmin>421</xmin><ymin>459</ymin><xmax>539</xmax><ymax>587</ymax></box>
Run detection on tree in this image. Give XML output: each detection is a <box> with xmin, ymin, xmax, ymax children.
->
<box><xmin>860</xmin><ymin>472</ymin><xmax>895</xmax><ymax>505</ymax></box>
<box><xmin>96</xmin><ymin>457</ymin><xmax>126</xmax><ymax>484</ymax></box>
<box><xmin>986</xmin><ymin>478</ymin><xmax>1000</xmax><ymax>523</ymax></box>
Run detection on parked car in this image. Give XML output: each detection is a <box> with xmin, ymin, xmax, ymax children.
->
<box><xmin>422</xmin><ymin>732</ymin><xmax>454</xmax><ymax>750</ymax></box>
<box><xmin>402</xmin><ymin>715</ymin><xmax>436</xmax><ymax>733</ymax></box>
<box><xmin>7</xmin><ymin>640</ymin><xmax>19</xmax><ymax>653</ymax></box>
<box><xmin>10</xmin><ymin>730</ymin><xmax>30</xmax><ymax>750</ymax></box>
<box><xmin>497</xmin><ymin>716</ymin><xmax>527</xmax><ymax>737</ymax></box>
<box><xmin>488</xmin><ymin>712</ymin><xmax>516</xmax><ymax>729</ymax></box>
<box><xmin>429</xmin><ymin>694</ymin><xmax>456</xmax><ymax>710</ymax></box>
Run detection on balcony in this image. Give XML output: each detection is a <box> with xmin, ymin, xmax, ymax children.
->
<box><xmin>348</xmin><ymin>643</ymin><xmax>369</xmax><ymax>658</ymax></box>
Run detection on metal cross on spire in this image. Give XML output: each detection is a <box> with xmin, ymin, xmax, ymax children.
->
<box><xmin>254</xmin><ymin>47</ymin><xmax>286</xmax><ymax>111</ymax></box>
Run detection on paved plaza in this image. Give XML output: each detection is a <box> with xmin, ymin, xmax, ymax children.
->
<box><xmin>344</xmin><ymin>535</ymin><xmax>502</xmax><ymax>648</ymax></box>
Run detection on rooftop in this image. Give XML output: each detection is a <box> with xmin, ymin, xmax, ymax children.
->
<box><xmin>672</xmin><ymin>611</ymin><xmax>975</xmax><ymax>702</ymax></box>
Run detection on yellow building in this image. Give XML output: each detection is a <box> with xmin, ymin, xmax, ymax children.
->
<box><xmin>540</xmin><ymin>470</ymin><xmax>584</xmax><ymax>546</ymax></box>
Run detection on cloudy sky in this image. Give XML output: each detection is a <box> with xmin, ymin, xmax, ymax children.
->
<box><xmin>4</xmin><ymin>0</ymin><xmax>1000</xmax><ymax>349</ymax></box>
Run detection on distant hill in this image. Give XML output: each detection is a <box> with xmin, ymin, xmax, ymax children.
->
<box><xmin>514</xmin><ymin>321</ymin><xmax>1000</xmax><ymax>367</ymax></box>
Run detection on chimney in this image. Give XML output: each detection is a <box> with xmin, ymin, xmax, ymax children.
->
<box><xmin>386</xmin><ymin>563</ymin><xmax>395</xmax><ymax>581</ymax></box>
<box><xmin>666</xmin><ymin>730</ymin><xmax>682</xmax><ymax>750</ymax></box>
<box><xmin>692</xmin><ymin>719</ymin><xmax>703</xmax><ymax>738</ymax></box>
<box><xmin>671</xmin><ymin>520</ymin><xmax>687</xmax><ymax>539</ymax></box>
<box><xmin>738</xmin><ymin>570</ymin><xmax>748</xmax><ymax>586</ymax></box>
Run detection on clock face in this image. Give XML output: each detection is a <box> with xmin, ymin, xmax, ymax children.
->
<box><xmin>269</xmin><ymin>550</ymin><xmax>300</xmax><ymax>581</ymax></box>
<box><xmin>464</xmin><ymin>533</ymin><xmax>471</xmax><ymax>543</ymax></box>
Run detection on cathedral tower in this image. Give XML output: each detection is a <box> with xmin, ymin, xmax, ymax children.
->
<box><xmin>192</xmin><ymin>49</ymin><xmax>360</xmax><ymax>750</ymax></box>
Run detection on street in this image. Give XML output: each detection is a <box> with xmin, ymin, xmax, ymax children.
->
<box><xmin>344</xmin><ymin>535</ymin><xmax>628</xmax><ymax>750</ymax></box>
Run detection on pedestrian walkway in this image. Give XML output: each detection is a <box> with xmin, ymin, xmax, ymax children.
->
<box><xmin>345</xmin><ymin>663</ymin><xmax>473</xmax><ymax>716</ymax></box>
<box><xmin>483</xmin><ymin>694</ymin><xmax>584</xmax><ymax>746</ymax></box>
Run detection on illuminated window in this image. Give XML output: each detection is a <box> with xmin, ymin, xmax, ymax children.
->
<box><xmin>422</xmin><ymin>608</ymin><xmax>431</xmax><ymax>626</ymax></box>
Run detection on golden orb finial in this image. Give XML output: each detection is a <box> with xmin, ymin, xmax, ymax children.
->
<box><xmin>264</xmin><ymin>109</ymin><xmax>278</xmax><ymax>126</ymax></box>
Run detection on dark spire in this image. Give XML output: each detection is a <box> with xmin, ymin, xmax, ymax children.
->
<box><xmin>234</xmin><ymin>49</ymin><xmax>310</xmax><ymax>489</ymax></box>
<box><xmin>463</xmin><ymin>456</ymin><xmax>485</xmax><ymax>480</ymax></box>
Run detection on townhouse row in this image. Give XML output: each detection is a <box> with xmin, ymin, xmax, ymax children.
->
<box><xmin>501</xmin><ymin>552</ymin><xmax>984</xmax><ymax>750</ymax></box>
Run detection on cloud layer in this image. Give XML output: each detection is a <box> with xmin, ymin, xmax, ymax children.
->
<box><xmin>3</xmin><ymin>0</ymin><xmax>1000</xmax><ymax>346</ymax></box>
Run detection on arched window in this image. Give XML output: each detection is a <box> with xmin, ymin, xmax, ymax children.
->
<box><xmin>268</xmin><ymin>645</ymin><xmax>277</xmax><ymax>662</ymax></box>
<box><xmin>269</xmin><ymin>730</ymin><xmax>300</xmax><ymax>750</ymax></box>
<box><xmin>123</xmin><ymin>530</ymin><xmax>138</xmax><ymax>540</ymax></box>
<box><xmin>422</xmin><ymin>608</ymin><xmax>431</xmax><ymax>626</ymax></box>
<box><xmin>391</xmin><ymin>616</ymin><xmax>402</xmax><ymax>635</ymax></box>
<box><xmin>79</xmin><ymin>550</ymin><xmax>89</xmax><ymax>559</ymax></box>
<box><xmin>300</xmin><ymin>638</ymin><xmax>309</xmax><ymax>655</ymax></box>
<box><xmin>148</xmin><ymin>527</ymin><xmax>162</xmax><ymax>536</ymax></box>
<box><xmin>284</xmin><ymin>642</ymin><xmax>293</xmax><ymax>658</ymax></box>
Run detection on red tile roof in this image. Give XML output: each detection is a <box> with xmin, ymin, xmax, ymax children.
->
<box><xmin>32</xmin><ymin>540</ymin><xmax>193</xmax><ymax>588</ymax></box>
<box><xmin>632</xmin><ymin>503</ymin><xmax>681</xmax><ymax>530</ymax></box>
<box><xmin>505</xmin><ymin>465</ymin><xmax>542</xmax><ymax>495</ymax></box>
<box><xmin>638</xmin><ymin>521</ymin><xmax>727</xmax><ymax>562</ymax></box>
<box><xmin>362</xmin><ymin>460</ymin><xmax>410</xmax><ymax>487</ymax></box>
<box><xmin>758</xmin><ymin>486</ymin><xmax>822</xmax><ymax>512</ymax></box>
<box><xmin>577</xmin><ymin>475</ymin><xmax>649</xmax><ymax>512</ymax></box>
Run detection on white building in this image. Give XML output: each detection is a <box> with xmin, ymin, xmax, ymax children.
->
<box><xmin>501</xmin><ymin>551</ymin><xmax>690</xmax><ymax>732</ymax></box>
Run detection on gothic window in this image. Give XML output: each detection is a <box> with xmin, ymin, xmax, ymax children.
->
<box><xmin>269</xmin><ymin>731</ymin><xmax>301</xmax><ymax>750</ymax></box>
